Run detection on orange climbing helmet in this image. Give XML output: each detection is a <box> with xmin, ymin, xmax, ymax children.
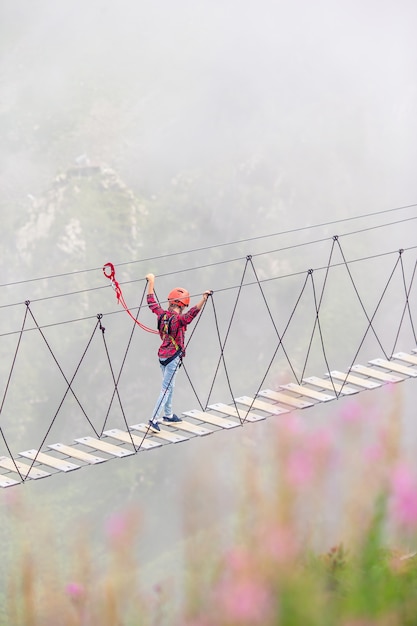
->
<box><xmin>168</xmin><ymin>287</ymin><xmax>190</xmax><ymax>308</ymax></box>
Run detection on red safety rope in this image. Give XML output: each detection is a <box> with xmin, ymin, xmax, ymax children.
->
<box><xmin>103</xmin><ymin>262</ymin><xmax>159</xmax><ymax>334</ymax></box>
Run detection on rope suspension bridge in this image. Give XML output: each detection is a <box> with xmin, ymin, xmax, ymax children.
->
<box><xmin>1</xmin><ymin>209</ymin><xmax>416</xmax><ymax>488</ymax></box>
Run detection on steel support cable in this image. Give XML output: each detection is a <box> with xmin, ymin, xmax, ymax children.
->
<box><xmin>179</xmin><ymin>363</ymin><xmax>205</xmax><ymax>412</ymax></box>
<box><xmin>401</xmin><ymin>257</ymin><xmax>417</xmax><ymax>344</ymax></box>
<box><xmin>204</xmin><ymin>294</ymin><xmax>227</xmax><ymax>408</ymax></box>
<box><xmin>97</xmin><ymin>316</ymin><xmax>138</xmax><ymax>451</ymax></box>
<box><xmin>300</xmin><ymin>238</ymin><xmax>338</xmax><ymax>390</ymax></box>
<box><xmin>99</xmin><ymin>284</ymin><xmax>148</xmax><ymax>437</ymax></box>
<box><xmin>0</xmin><ymin>284</ymin><xmax>109</xmax><ymax>310</ymax></box>
<box><xmin>2</xmin><ymin>242</ymin><xmax>417</xmax><ymax>332</ymax></box>
<box><xmin>0</xmin><ymin>306</ymin><xmax>31</xmax><ymax>482</ymax></box>
<box><xmin>134</xmin><ymin>355</ymin><xmax>183</xmax><ymax>450</ymax></box>
<box><xmin>0</xmin><ymin>245</ymin><xmax>414</xmax><ymax>473</ymax></box>
<box><xmin>3</xmin><ymin>214</ymin><xmax>417</xmax><ymax>312</ymax></box>
<box><xmin>389</xmin><ymin>254</ymin><xmax>417</xmax><ymax>356</ymax></box>
<box><xmin>145</xmin><ymin>256</ymin><xmax>245</xmax><ymax>284</ymax></box>
<box><xmin>334</xmin><ymin>237</ymin><xmax>391</xmax><ymax>360</ymax></box>
<box><xmin>175</xmin><ymin>245</ymin><xmax>417</xmax><ymax>304</ymax></box>
<box><xmin>26</xmin><ymin>303</ymin><xmax>99</xmax><ymax>434</ymax></box>
<box><xmin>178</xmin><ymin>295</ymin><xmax>212</xmax><ymax>412</ymax></box>
<box><xmin>0</xmin><ymin>235</ymin><xmax>383</xmax><ymax>310</ymax></box>
<box><xmin>336</xmin><ymin>215</ymin><xmax>417</xmax><ymax>241</ymax></box>
<box><xmin>0</xmin><ymin>256</ymin><xmax>243</xmax><ymax>312</ymax></box>
<box><xmin>154</xmin><ymin>244</ymin><xmax>417</xmax><ymax>301</ymax></box>
<box><xmin>406</xmin><ymin>261</ymin><xmax>417</xmax><ymax>344</ymax></box>
<box><xmin>0</xmin><ymin>257</ymin><xmax>240</xmax><ymax>313</ymax></box>
<box><xmin>111</xmin><ymin>228</ymin><xmax>413</xmax><ymax>285</ymax></box>
<box><xmin>341</xmin><ymin>251</ymin><xmax>405</xmax><ymax>392</ymax></box>
<box><xmin>0</xmin><ymin>249</ymin><xmax>407</xmax><ymax>341</ymax></box>
<box><xmin>204</xmin><ymin>258</ymin><xmax>252</xmax><ymax>423</ymax></box>
<box><xmin>0</xmin><ymin>313</ymin><xmax>100</xmax><ymax>337</ymax></box>
<box><xmin>0</xmin><ymin>250</ymin><xmax>414</xmax><ymax>472</ymax></box>
<box><xmin>21</xmin><ymin>316</ymin><xmax>103</xmax><ymax>477</ymax></box>
<box><xmin>251</xmin><ymin>215</ymin><xmax>417</xmax><ymax>263</ymax></box>
<box><xmin>108</xmin><ymin>204</ymin><xmax>417</xmax><ymax>273</ymax></box>
<box><xmin>2</xmin><ymin>201</ymin><xmax>416</xmax><ymax>290</ymax></box>
<box><xmin>247</xmin><ymin>256</ymin><xmax>299</xmax><ymax>383</ymax></box>
<box><xmin>307</xmin><ymin>272</ymin><xmax>338</xmax><ymax>396</ymax></box>
<box><xmin>205</xmin><ymin>294</ymin><xmax>243</xmax><ymax>425</ymax></box>
<box><xmin>240</xmin><ymin>271</ymin><xmax>310</xmax><ymax>425</ymax></box>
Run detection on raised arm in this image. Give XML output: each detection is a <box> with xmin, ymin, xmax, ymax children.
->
<box><xmin>146</xmin><ymin>273</ymin><xmax>155</xmax><ymax>295</ymax></box>
<box><xmin>195</xmin><ymin>290</ymin><xmax>213</xmax><ymax>311</ymax></box>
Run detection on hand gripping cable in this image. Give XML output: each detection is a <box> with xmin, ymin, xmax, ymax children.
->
<box><xmin>103</xmin><ymin>262</ymin><xmax>159</xmax><ymax>334</ymax></box>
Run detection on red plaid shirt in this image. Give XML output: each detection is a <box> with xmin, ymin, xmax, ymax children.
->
<box><xmin>147</xmin><ymin>293</ymin><xmax>200</xmax><ymax>361</ymax></box>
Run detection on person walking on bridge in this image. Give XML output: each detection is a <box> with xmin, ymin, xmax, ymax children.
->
<box><xmin>145</xmin><ymin>273</ymin><xmax>211</xmax><ymax>432</ymax></box>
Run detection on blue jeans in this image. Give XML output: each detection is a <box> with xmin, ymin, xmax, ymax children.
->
<box><xmin>151</xmin><ymin>355</ymin><xmax>181</xmax><ymax>421</ymax></box>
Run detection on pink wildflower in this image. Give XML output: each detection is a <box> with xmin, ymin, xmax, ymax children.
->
<box><xmin>363</xmin><ymin>443</ymin><xmax>384</xmax><ymax>463</ymax></box>
<box><xmin>340</xmin><ymin>400</ymin><xmax>362</xmax><ymax>423</ymax></box>
<box><xmin>223</xmin><ymin>547</ymin><xmax>253</xmax><ymax>574</ymax></box>
<box><xmin>263</xmin><ymin>523</ymin><xmax>298</xmax><ymax>564</ymax></box>
<box><xmin>280</xmin><ymin>414</ymin><xmax>304</xmax><ymax>437</ymax></box>
<box><xmin>286</xmin><ymin>448</ymin><xmax>314</xmax><ymax>487</ymax></box>
<box><xmin>309</xmin><ymin>427</ymin><xmax>333</xmax><ymax>454</ymax></box>
<box><xmin>390</xmin><ymin>463</ymin><xmax>417</xmax><ymax>530</ymax></box>
<box><xmin>105</xmin><ymin>511</ymin><xmax>129</xmax><ymax>540</ymax></box>
<box><xmin>65</xmin><ymin>581</ymin><xmax>85</xmax><ymax>604</ymax></box>
<box><xmin>384</xmin><ymin>381</ymin><xmax>397</xmax><ymax>395</ymax></box>
<box><xmin>216</xmin><ymin>578</ymin><xmax>273</xmax><ymax>625</ymax></box>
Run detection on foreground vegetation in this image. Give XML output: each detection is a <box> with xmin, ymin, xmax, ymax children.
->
<box><xmin>2</xmin><ymin>387</ymin><xmax>417</xmax><ymax>625</ymax></box>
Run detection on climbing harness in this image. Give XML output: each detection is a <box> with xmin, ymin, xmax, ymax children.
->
<box><xmin>158</xmin><ymin>312</ymin><xmax>181</xmax><ymax>355</ymax></box>
<box><xmin>103</xmin><ymin>262</ymin><xmax>158</xmax><ymax>334</ymax></box>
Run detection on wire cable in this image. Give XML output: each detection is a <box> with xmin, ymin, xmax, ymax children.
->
<box><xmin>2</xmin><ymin>202</ymin><xmax>416</xmax><ymax>289</ymax></box>
<box><xmin>1</xmin><ymin>243</ymin><xmax>417</xmax><ymax>339</ymax></box>
<box><xmin>1</xmin><ymin>221</ymin><xmax>416</xmax><ymax>311</ymax></box>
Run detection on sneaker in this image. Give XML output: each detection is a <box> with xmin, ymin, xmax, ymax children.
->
<box><xmin>163</xmin><ymin>414</ymin><xmax>182</xmax><ymax>423</ymax></box>
<box><xmin>148</xmin><ymin>420</ymin><xmax>160</xmax><ymax>432</ymax></box>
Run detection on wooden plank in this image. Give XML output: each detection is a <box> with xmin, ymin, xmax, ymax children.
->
<box><xmin>280</xmin><ymin>383</ymin><xmax>334</xmax><ymax>402</ymax></box>
<box><xmin>75</xmin><ymin>436</ymin><xmax>135</xmax><ymax>457</ymax></box>
<box><xmin>208</xmin><ymin>402</ymin><xmax>266</xmax><ymax>422</ymax></box>
<box><xmin>326</xmin><ymin>370</ymin><xmax>381</xmax><ymax>389</ymax></box>
<box><xmin>369</xmin><ymin>358</ymin><xmax>417</xmax><ymax>378</ymax></box>
<box><xmin>351</xmin><ymin>364</ymin><xmax>403</xmax><ymax>383</ymax></box>
<box><xmin>130</xmin><ymin>423</ymin><xmax>189</xmax><ymax>443</ymax></box>
<box><xmin>302</xmin><ymin>376</ymin><xmax>358</xmax><ymax>395</ymax></box>
<box><xmin>183</xmin><ymin>410</ymin><xmax>239</xmax><ymax>429</ymax></box>
<box><xmin>48</xmin><ymin>443</ymin><xmax>106</xmax><ymax>464</ymax></box>
<box><xmin>0</xmin><ymin>475</ymin><xmax>20</xmax><ymax>488</ymax></box>
<box><xmin>103</xmin><ymin>429</ymin><xmax>161</xmax><ymax>450</ymax></box>
<box><xmin>19</xmin><ymin>450</ymin><xmax>80</xmax><ymax>472</ymax></box>
<box><xmin>0</xmin><ymin>456</ymin><xmax>50</xmax><ymax>479</ymax></box>
<box><xmin>235</xmin><ymin>396</ymin><xmax>289</xmax><ymax>415</ymax></box>
<box><xmin>259</xmin><ymin>389</ymin><xmax>314</xmax><ymax>408</ymax></box>
<box><xmin>393</xmin><ymin>352</ymin><xmax>417</xmax><ymax>366</ymax></box>
<box><xmin>169</xmin><ymin>419</ymin><xmax>213</xmax><ymax>436</ymax></box>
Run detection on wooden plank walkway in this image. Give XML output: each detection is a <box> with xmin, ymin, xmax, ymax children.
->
<box><xmin>1</xmin><ymin>348</ymin><xmax>416</xmax><ymax>487</ymax></box>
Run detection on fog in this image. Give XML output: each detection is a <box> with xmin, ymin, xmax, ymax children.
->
<box><xmin>1</xmin><ymin>0</ymin><xmax>417</xmax><ymax>611</ymax></box>
<box><xmin>2</xmin><ymin>0</ymin><xmax>417</xmax><ymax>224</ymax></box>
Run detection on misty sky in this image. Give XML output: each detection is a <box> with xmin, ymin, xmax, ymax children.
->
<box><xmin>1</xmin><ymin>0</ymin><xmax>417</xmax><ymax>231</ymax></box>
